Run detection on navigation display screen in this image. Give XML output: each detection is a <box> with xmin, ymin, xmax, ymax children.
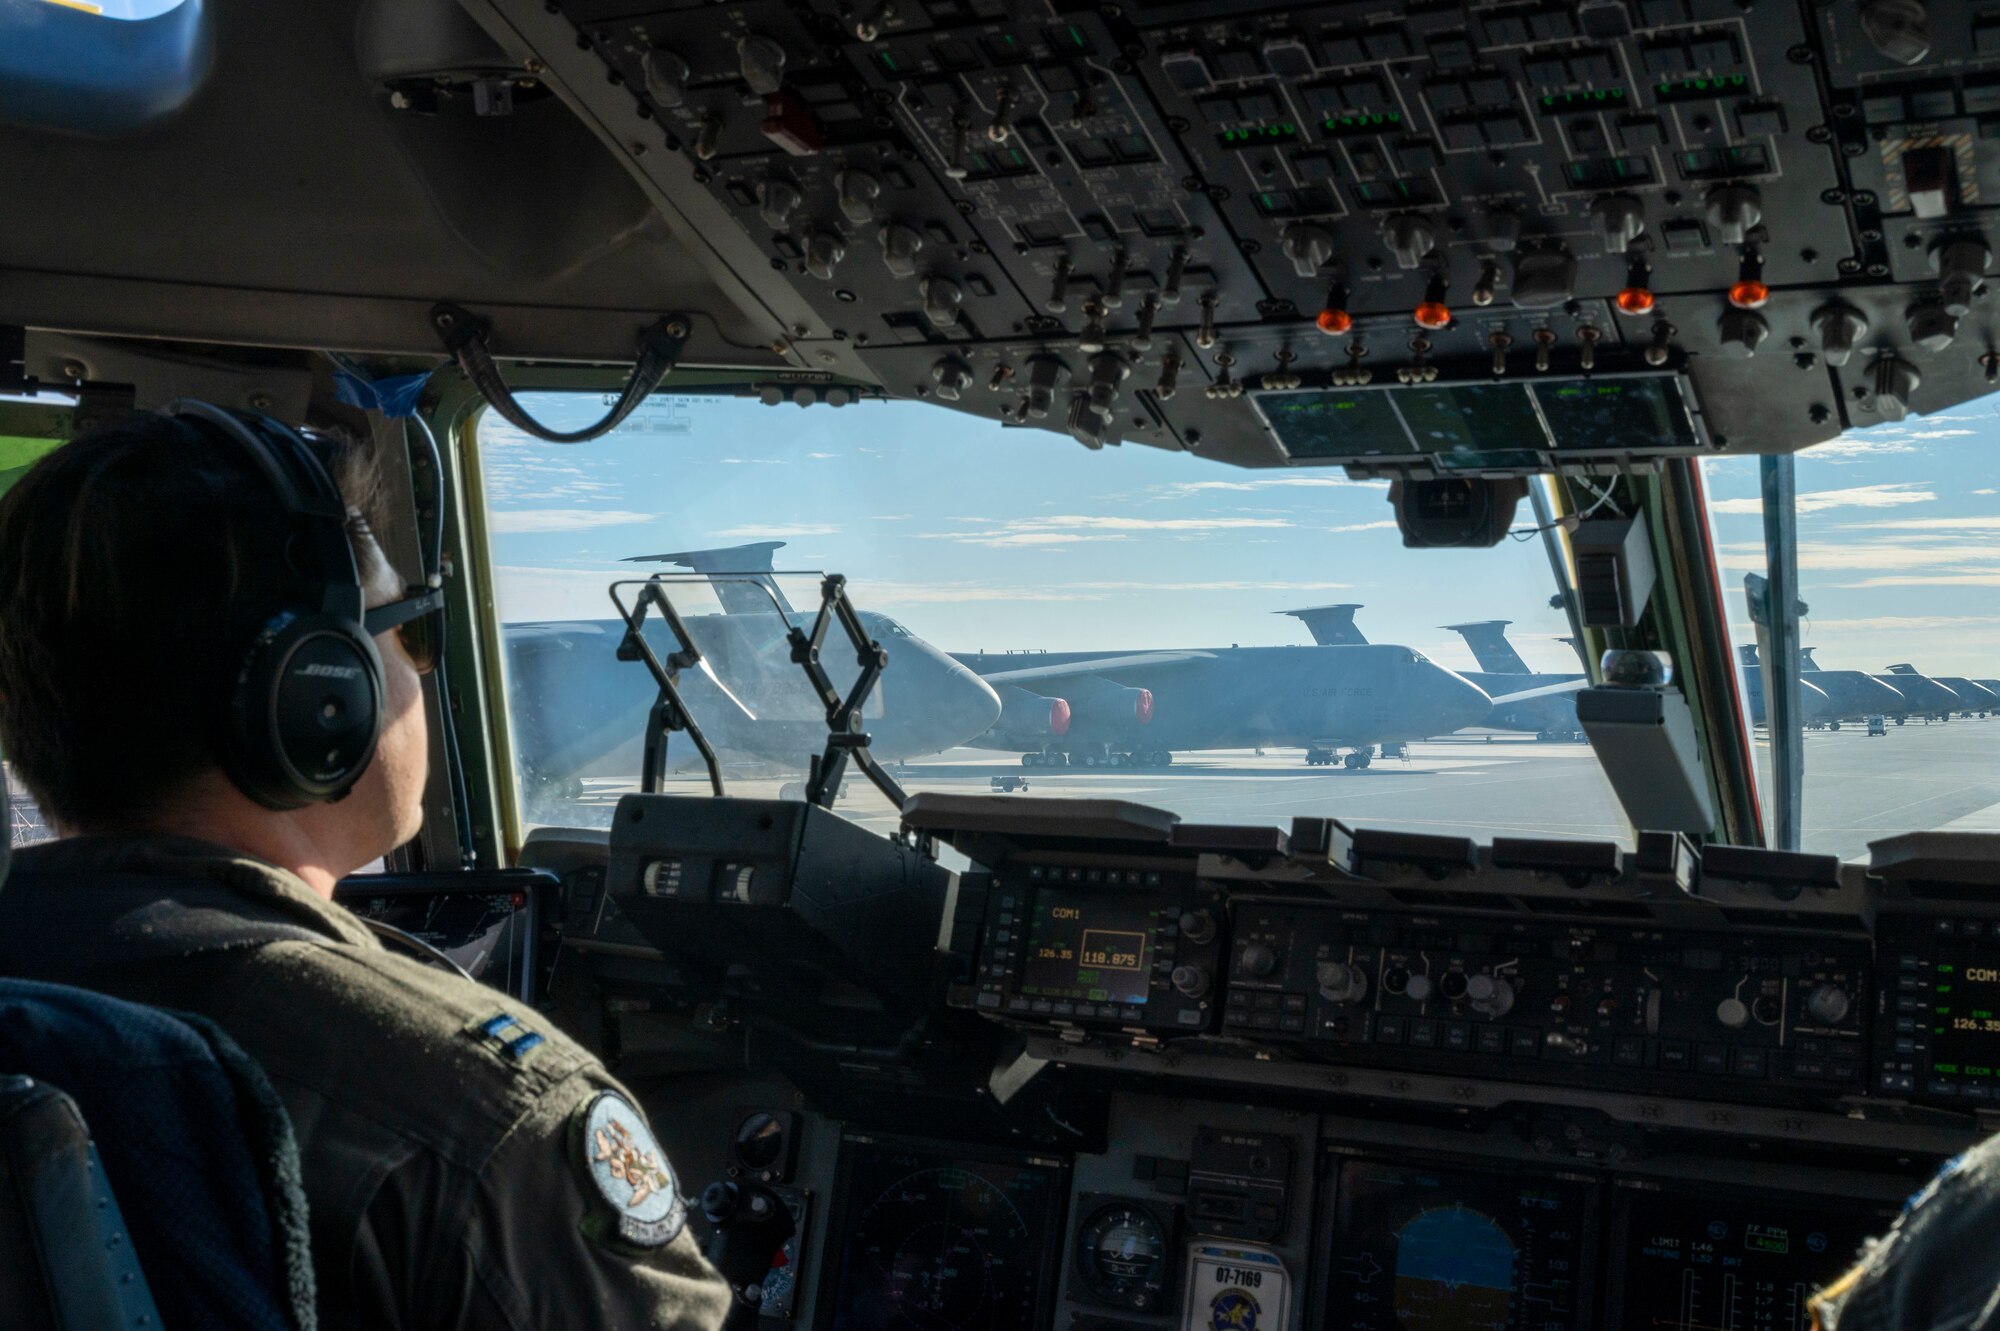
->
<box><xmin>1256</xmin><ymin>390</ymin><xmax>1413</xmax><ymax>460</ymax></box>
<box><xmin>1923</xmin><ymin>951</ymin><xmax>2000</xmax><ymax>1093</ymax></box>
<box><xmin>1397</xmin><ymin>383</ymin><xmax>1548</xmax><ymax>457</ymax></box>
<box><xmin>1611</xmin><ymin>1188</ymin><xmax>1890</xmax><ymax>1331</ymax></box>
<box><xmin>1325</xmin><ymin>1158</ymin><xmax>1593</xmax><ymax>1330</ymax></box>
<box><xmin>823</xmin><ymin>1135</ymin><xmax>1067</xmax><ymax>1331</ymax></box>
<box><xmin>1019</xmin><ymin>892</ymin><xmax>1160</xmax><ymax>1006</ymax></box>
<box><xmin>1532</xmin><ymin>377</ymin><xmax>1698</xmax><ymax>453</ymax></box>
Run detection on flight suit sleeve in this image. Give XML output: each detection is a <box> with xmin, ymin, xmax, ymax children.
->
<box><xmin>355</xmin><ymin>1068</ymin><xmax>733</xmax><ymax>1331</ymax></box>
<box><xmin>1813</xmin><ymin>1139</ymin><xmax>2000</xmax><ymax>1331</ymax></box>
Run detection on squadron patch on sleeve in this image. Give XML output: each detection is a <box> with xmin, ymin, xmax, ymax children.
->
<box><xmin>574</xmin><ymin>1091</ymin><xmax>687</xmax><ymax>1248</ymax></box>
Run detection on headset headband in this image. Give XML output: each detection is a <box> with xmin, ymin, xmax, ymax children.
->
<box><xmin>163</xmin><ymin>399</ymin><xmax>364</xmax><ymax>623</ymax></box>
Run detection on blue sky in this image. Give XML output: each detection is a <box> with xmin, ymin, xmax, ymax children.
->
<box><xmin>480</xmin><ymin>391</ymin><xmax>1998</xmax><ymax>678</ymax></box>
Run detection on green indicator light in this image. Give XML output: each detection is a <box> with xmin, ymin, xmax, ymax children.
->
<box><xmin>1067</xmin><ymin>24</ymin><xmax>1085</xmax><ymax>48</ymax></box>
<box><xmin>880</xmin><ymin>53</ymin><xmax>899</xmax><ymax>71</ymax></box>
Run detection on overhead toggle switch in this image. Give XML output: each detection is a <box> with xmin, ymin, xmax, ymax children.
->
<box><xmin>879</xmin><ymin>222</ymin><xmax>924</xmax><ymax>277</ymax></box>
<box><xmin>835</xmin><ymin>169</ymin><xmax>881</xmax><ymax>225</ymax></box>
<box><xmin>1022</xmin><ymin>354</ymin><xmax>1069</xmax><ymax>419</ymax></box>
<box><xmin>1704</xmin><ymin>183</ymin><xmax>1763</xmax><ymax>246</ymax></box>
<box><xmin>1932</xmin><ymin>237</ymin><xmax>1990</xmax><ymax>316</ymax></box>
<box><xmin>1044</xmin><ymin>255</ymin><xmax>1072</xmax><ymax>313</ymax></box>
<box><xmin>756</xmin><ymin>177</ymin><xmax>802</xmax><ymax>230</ymax></box>
<box><xmin>1590</xmin><ymin>193</ymin><xmax>1646</xmax><ymax>252</ymax></box>
<box><xmin>1811</xmin><ymin>302</ymin><xmax>1868</xmax><ymax>366</ymax></box>
<box><xmin>930</xmin><ymin>357</ymin><xmax>973</xmax><ymax>400</ymax></box>
<box><xmin>802</xmin><ymin>231</ymin><xmax>846</xmax><ymax>280</ymax></box>
<box><xmin>1860</xmin><ymin>0</ymin><xmax>1932</xmax><ymax>65</ymax></box>
<box><xmin>1472</xmin><ymin>259</ymin><xmax>1499</xmax><ymax>307</ymax></box>
<box><xmin>920</xmin><ymin>275</ymin><xmax>963</xmax><ymax>328</ymax></box>
<box><xmin>1162</xmin><ymin>246</ymin><xmax>1188</xmax><ymax>305</ymax></box>
<box><xmin>1104</xmin><ymin>246</ymin><xmax>1130</xmax><ymax>309</ymax></box>
<box><xmin>694</xmin><ymin>111</ymin><xmax>723</xmax><ymax>161</ymax></box>
<box><xmin>1384</xmin><ymin>213</ymin><xmax>1439</xmax><ymax>269</ymax></box>
<box><xmin>1871</xmin><ymin>354</ymin><xmax>1921</xmax><ymax>420</ymax></box>
<box><xmin>643</xmin><ymin>48</ymin><xmax>690</xmax><ymax>107</ymax></box>
<box><xmin>1316</xmin><ymin>282</ymin><xmax>1353</xmax><ymax>335</ymax></box>
<box><xmin>738</xmin><ymin>34</ymin><xmax>788</xmax><ymax>96</ymax></box>
<box><xmin>1904</xmin><ymin>145</ymin><xmax>1956</xmax><ymax>220</ymax></box>
<box><xmin>1718</xmin><ymin>305</ymin><xmax>1769</xmax><ymax>357</ymax></box>
<box><xmin>1481</xmin><ymin>206</ymin><xmax>1521</xmax><ymax>253</ymax></box>
<box><xmin>1282</xmin><ymin>223</ymin><xmax>1335</xmax><ymax>278</ymax></box>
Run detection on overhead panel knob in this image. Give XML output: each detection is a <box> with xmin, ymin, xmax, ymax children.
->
<box><xmin>756</xmin><ymin>177</ymin><xmax>802</xmax><ymax>230</ymax></box>
<box><xmin>836</xmin><ymin>169</ymin><xmax>882</xmax><ymax>225</ymax></box>
<box><xmin>1403</xmin><ymin>973</ymin><xmax>1434</xmax><ymax>1003</ymax></box>
<box><xmin>930</xmin><ymin>357</ymin><xmax>973</xmax><ymax>400</ymax></box>
<box><xmin>879</xmin><ymin>222</ymin><xmax>924</xmax><ymax>277</ymax></box>
<box><xmin>1316</xmin><ymin>960</ymin><xmax>1368</xmax><ymax>1004</ymax></box>
<box><xmin>1385</xmin><ymin>213</ymin><xmax>1439</xmax><ymax>269</ymax></box>
<box><xmin>1240</xmin><ymin>943</ymin><xmax>1280</xmax><ymax>978</ymax></box>
<box><xmin>1465</xmin><ymin>973</ymin><xmax>1515</xmax><ymax>1018</ymax></box>
<box><xmin>1861</xmin><ymin>0</ymin><xmax>1933</xmax><ymax>65</ymax></box>
<box><xmin>920</xmin><ymin>276</ymin><xmax>963</xmax><ymax>328</ymax></box>
<box><xmin>1718</xmin><ymin>306</ymin><xmax>1769</xmax><ymax>358</ymax></box>
<box><xmin>643</xmin><ymin>48</ymin><xmax>690</xmax><ymax>107</ymax></box>
<box><xmin>1715</xmin><ymin>996</ymin><xmax>1749</xmax><ymax>1029</ymax></box>
<box><xmin>1023</xmin><ymin>355</ymin><xmax>1069</xmax><ymax>419</ymax></box>
<box><xmin>802</xmin><ymin>231</ymin><xmax>846</xmax><ymax>280</ymax></box>
<box><xmin>1871</xmin><ymin>354</ymin><xmax>1921</xmax><ymax>420</ymax></box>
<box><xmin>1811</xmin><ymin>302</ymin><xmax>1869</xmax><ymax>367</ymax></box>
<box><xmin>1704</xmin><ymin>184</ymin><xmax>1763</xmax><ymax>245</ymax></box>
<box><xmin>738</xmin><ymin>34</ymin><xmax>788</xmax><ymax>95</ymax></box>
<box><xmin>1906</xmin><ymin>299</ymin><xmax>1958</xmax><ymax>352</ymax></box>
<box><xmin>1178</xmin><ymin>909</ymin><xmax>1216</xmax><ymax>944</ymax></box>
<box><xmin>1282</xmin><ymin>223</ymin><xmax>1336</xmax><ymax>278</ymax></box>
<box><xmin>1807</xmin><ymin>984</ymin><xmax>1852</xmax><ymax>1025</ymax></box>
<box><xmin>1932</xmin><ymin>237</ymin><xmax>1991</xmax><ymax>316</ymax></box>
<box><xmin>1590</xmin><ymin>193</ymin><xmax>1647</xmax><ymax>253</ymax></box>
<box><xmin>1171</xmin><ymin>964</ymin><xmax>1212</xmax><ymax>999</ymax></box>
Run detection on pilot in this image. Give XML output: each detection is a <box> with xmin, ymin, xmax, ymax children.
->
<box><xmin>1811</xmin><ymin>1135</ymin><xmax>2000</xmax><ymax>1331</ymax></box>
<box><xmin>0</xmin><ymin>407</ymin><xmax>730</xmax><ymax>1330</ymax></box>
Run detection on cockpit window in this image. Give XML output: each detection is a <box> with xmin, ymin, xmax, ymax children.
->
<box><xmin>472</xmin><ymin>394</ymin><xmax>1627</xmax><ymax>845</ymax></box>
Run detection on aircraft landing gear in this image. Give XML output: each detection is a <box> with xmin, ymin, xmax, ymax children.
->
<box><xmin>1342</xmin><ymin>749</ymin><xmax>1373</xmax><ymax>770</ymax></box>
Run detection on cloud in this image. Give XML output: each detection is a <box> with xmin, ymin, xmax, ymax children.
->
<box><xmin>1710</xmin><ymin>483</ymin><xmax>1936</xmax><ymax>515</ymax></box>
<box><xmin>719</xmin><ymin>458</ymin><xmax>787</xmax><ymax>465</ymax></box>
<box><xmin>709</xmin><ymin>523</ymin><xmax>841</xmax><ymax>539</ymax></box>
<box><xmin>489</xmin><ymin>509</ymin><xmax>657</xmax><ymax>533</ymax></box>
<box><xmin>870</xmin><ymin>514</ymin><xmax>914</xmax><ymax>521</ymax></box>
<box><xmin>809</xmin><ymin>452</ymin><xmax>838</xmax><ymax>459</ymax></box>
<box><xmin>1328</xmin><ymin>520</ymin><xmax>1400</xmax><ymax>533</ymax></box>
<box><xmin>860</xmin><ymin>578</ymin><xmax>1354</xmax><ymax>606</ymax></box>
<box><xmin>1154</xmin><ymin>476</ymin><xmax>1388</xmax><ymax>496</ymax></box>
<box><xmin>1837</xmin><ymin>515</ymin><xmax>2000</xmax><ymax>532</ymax></box>
<box><xmin>1832</xmin><ymin>573</ymin><xmax>2000</xmax><ymax>588</ymax></box>
<box><xmin>941</xmin><ymin>532</ymin><xmax>1132</xmax><ymax>547</ymax></box>
<box><xmin>1803</xmin><ymin>615</ymin><xmax>2000</xmax><ymax>631</ymax></box>
<box><xmin>918</xmin><ymin>513</ymin><xmax>1295</xmax><ymax>547</ymax></box>
<box><xmin>1976</xmin><ymin>488</ymin><xmax>1997</xmax><ymax>496</ymax></box>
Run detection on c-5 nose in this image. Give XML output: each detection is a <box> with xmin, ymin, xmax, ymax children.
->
<box><xmin>942</xmin><ymin>658</ymin><xmax>1003</xmax><ymax>745</ymax></box>
<box><xmin>1429</xmin><ymin>663</ymin><xmax>1493</xmax><ymax>734</ymax></box>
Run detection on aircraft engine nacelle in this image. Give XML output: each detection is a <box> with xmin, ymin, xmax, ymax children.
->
<box><xmin>1066</xmin><ymin>682</ymin><xmax>1155</xmax><ymax>728</ymax></box>
<box><xmin>993</xmin><ymin>685</ymin><xmax>1071</xmax><ymax>742</ymax></box>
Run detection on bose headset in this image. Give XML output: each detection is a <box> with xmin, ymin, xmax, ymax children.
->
<box><xmin>163</xmin><ymin>399</ymin><xmax>385</xmax><ymax>810</ymax></box>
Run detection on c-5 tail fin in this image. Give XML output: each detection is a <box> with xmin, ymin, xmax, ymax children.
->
<box><xmin>1442</xmin><ymin>620</ymin><xmax>1530</xmax><ymax>674</ymax></box>
<box><xmin>1799</xmin><ymin>647</ymin><xmax>1823</xmax><ymax>671</ymax></box>
<box><xmin>623</xmin><ymin>541</ymin><xmax>795</xmax><ymax>617</ymax></box>
<box><xmin>1739</xmin><ymin>643</ymin><xmax>1760</xmax><ymax>667</ymax></box>
<box><xmin>1277</xmin><ymin>604</ymin><xmax>1368</xmax><ymax>646</ymax></box>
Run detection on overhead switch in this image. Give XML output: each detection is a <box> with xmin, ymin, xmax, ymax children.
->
<box><xmin>930</xmin><ymin>357</ymin><xmax>973</xmax><ymax>400</ymax></box>
<box><xmin>1384</xmin><ymin>213</ymin><xmax>1439</xmax><ymax>269</ymax></box>
<box><xmin>1282</xmin><ymin>223</ymin><xmax>1335</xmax><ymax>278</ymax></box>
<box><xmin>1811</xmin><ymin>302</ymin><xmax>1868</xmax><ymax>366</ymax></box>
<box><xmin>1861</xmin><ymin>0</ymin><xmax>1932</xmax><ymax>65</ymax></box>
<box><xmin>1718</xmin><ymin>306</ymin><xmax>1769</xmax><ymax>357</ymax></box>
<box><xmin>1316</xmin><ymin>961</ymin><xmax>1368</xmax><ymax>1004</ymax></box>
<box><xmin>1511</xmin><ymin>247</ymin><xmax>1577</xmax><ymax>308</ymax></box>
<box><xmin>1466</xmin><ymin>974</ymin><xmax>1515</xmax><ymax>1018</ymax></box>
<box><xmin>1591</xmin><ymin>194</ymin><xmax>1646</xmax><ymax>252</ymax></box>
<box><xmin>1907</xmin><ymin>299</ymin><xmax>1958</xmax><ymax>351</ymax></box>
<box><xmin>756</xmin><ymin>178</ymin><xmax>802</xmax><ymax>230</ymax></box>
<box><xmin>643</xmin><ymin>49</ymin><xmax>690</xmax><ymax>107</ymax></box>
<box><xmin>836</xmin><ymin>169</ymin><xmax>881</xmax><ymax>225</ymax></box>
<box><xmin>802</xmin><ymin>232</ymin><xmax>846</xmax><ymax>280</ymax></box>
<box><xmin>1704</xmin><ymin>184</ymin><xmax>1763</xmax><ymax>245</ymax></box>
<box><xmin>879</xmin><ymin>222</ymin><xmax>924</xmax><ymax>277</ymax></box>
<box><xmin>920</xmin><ymin>275</ymin><xmax>963</xmax><ymax>328</ymax></box>
<box><xmin>1932</xmin><ymin>237</ymin><xmax>1990</xmax><ymax>315</ymax></box>
<box><xmin>1871</xmin><ymin>354</ymin><xmax>1921</xmax><ymax>420</ymax></box>
<box><xmin>1904</xmin><ymin>145</ymin><xmax>1956</xmax><ymax>220</ymax></box>
<box><xmin>738</xmin><ymin>34</ymin><xmax>788</xmax><ymax>95</ymax></box>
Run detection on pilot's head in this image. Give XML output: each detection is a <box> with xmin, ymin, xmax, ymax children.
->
<box><xmin>0</xmin><ymin>408</ymin><xmax>430</xmax><ymax>892</ymax></box>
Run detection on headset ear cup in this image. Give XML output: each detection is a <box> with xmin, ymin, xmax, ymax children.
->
<box><xmin>224</xmin><ymin>611</ymin><xmax>384</xmax><ymax>809</ymax></box>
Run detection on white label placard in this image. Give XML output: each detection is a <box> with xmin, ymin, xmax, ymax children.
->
<box><xmin>1181</xmin><ymin>1242</ymin><xmax>1290</xmax><ymax>1331</ymax></box>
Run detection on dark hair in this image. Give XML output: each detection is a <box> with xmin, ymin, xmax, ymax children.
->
<box><xmin>0</xmin><ymin>411</ymin><xmax>390</xmax><ymax>830</ymax></box>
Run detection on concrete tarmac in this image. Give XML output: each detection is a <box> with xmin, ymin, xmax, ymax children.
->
<box><xmin>555</xmin><ymin>716</ymin><xmax>1999</xmax><ymax>864</ymax></box>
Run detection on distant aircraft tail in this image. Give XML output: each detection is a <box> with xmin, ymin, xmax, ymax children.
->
<box><xmin>624</xmin><ymin>541</ymin><xmax>795</xmax><ymax>617</ymax></box>
<box><xmin>1277</xmin><ymin>604</ymin><xmax>1368</xmax><ymax>646</ymax></box>
<box><xmin>1441</xmin><ymin>620</ymin><xmax>1530</xmax><ymax>674</ymax></box>
<box><xmin>1799</xmin><ymin>647</ymin><xmax>1822</xmax><ymax>671</ymax></box>
<box><xmin>1739</xmin><ymin>643</ymin><xmax>1760</xmax><ymax>667</ymax></box>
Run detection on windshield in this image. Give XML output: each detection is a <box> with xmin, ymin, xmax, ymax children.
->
<box><xmin>1703</xmin><ymin>411</ymin><xmax>2000</xmax><ymax>860</ymax></box>
<box><xmin>476</xmin><ymin>393</ymin><xmax>1630</xmax><ymax>845</ymax></box>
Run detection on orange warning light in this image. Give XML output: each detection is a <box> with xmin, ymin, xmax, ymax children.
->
<box><xmin>1615</xmin><ymin>285</ymin><xmax>1657</xmax><ymax>315</ymax></box>
<box><xmin>1413</xmin><ymin>300</ymin><xmax>1452</xmax><ymax>330</ymax></box>
<box><xmin>1728</xmin><ymin>279</ymin><xmax>1770</xmax><ymax>309</ymax></box>
<box><xmin>1316</xmin><ymin>307</ymin><xmax>1353</xmax><ymax>335</ymax></box>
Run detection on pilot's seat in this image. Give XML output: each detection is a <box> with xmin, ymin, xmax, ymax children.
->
<box><xmin>0</xmin><ymin>767</ymin><xmax>317</xmax><ymax>1331</ymax></box>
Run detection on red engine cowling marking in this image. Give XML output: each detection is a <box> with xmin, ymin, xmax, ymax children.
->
<box><xmin>1135</xmin><ymin>688</ymin><xmax>1154</xmax><ymax>724</ymax></box>
<box><xmin>1050</xmin><ymin>698</ymin><xmax>1072</xmax><ymax>736</ymax></box>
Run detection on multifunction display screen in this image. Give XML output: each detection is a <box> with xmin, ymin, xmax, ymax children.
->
<box><xmin>1612</xmin><ymin>1189</ymin><xmax>1887</xmax><ymax>1331</ymax></box>
<box><xmin>1256</xmin><ymin>389</ymin><xmax>1412</xmax><ymax>460</ymax></box>
<box><xmin>1324</xmin><ymin>1159</ymin><xmax>1593</xmax><ymax>1330</ymax></box>
<box><xmin>823</xmin><ymin>1135</ymin><xmax>1067</xmax><ymax>1331</ymax></box>
<box><xmin>1924</xmin><ymin>955</ymin><xmax>2000</xmax><ymax>1090</ymax></box>
<box><xmin>1019</xmin><ymin>892</ymin><xmax>1161</xmax><ymax>1007</ymax></box>
<box><xmin>1877</xmin><ymin>919</ymin><xmax>2000</xmax><ymax>1103</ymax></box>
<box><xmin>1532</xmin><ymin>377</ymin><xmax>1698</xmax><ymax>453</ymax></box>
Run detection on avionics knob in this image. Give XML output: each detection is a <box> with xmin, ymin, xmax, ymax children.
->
<box><xmin>756</xmin><ymin>178</ymin><xmax>802</xmax><ymax>230</ymax></box>
<box><xmin>1404</xmin><ymin>974</ymin><xmax>1434</xmax><ymax>1003</ymax></box>
<box><xmin>1171</xmin><ymin>964</ymin><xmax>1212</xmax><ymax>1000</ymax></box>
<box><xmin>1240</xmin><ymin>943</ymin><xmax>1280</xmax><ymax>978</ymax></box>
<box><xmin>1811</xmin><ymin>302</ymin><xmax>1869</xmax><ymax>367</ymax></box>
<box><xmin>1807</xmin><ymin>984</ymin><xmax>1852</xmax><ymax>1025</ymax></box>
<box><xmin>1590</xmin><ymin>194</ymin><xmax>1646</xmax><ymax>252</ymax></box>
<box><xmin>1178</xmin><ymin>910</ymin><xmax>1216</xmax><ymax>944</ymax></box>
<box><xmin>1718</xmin><ymin>306</ymin><xmax>1769</xmax><ymax>358</ymax></box>
<box><xmin>1704</xmin><ymin>184</ymin><xmax>1763</xmax><ymax>246</ymax></box>
<box><xmin>1932</xmin><ymin>237</ymin><xmax>1991</xmax><ymax>316</ymax></box>
<box><xmin>802</xmin><ymin>232</ymin><xmax>846</xmax><ymax>280</ymax></box>
<box><xmin>930</xmin><ymin>357</ymin><xmax>973</xmax><ymax>401</ymax></box>
<box><xmin>1861</xmin><ymin>0</ymin><xmax>1932</xmax><ymax>65</ymax></box>
<box><xmin>879</xmin><ymin>223</ymin><xmax>924</xmax><ymax>278</ymax></box>
<box><xmin>1382</xmin><ymin>966</ymin><xmax>1411</xmax><ymax>995</ymax></box>
<box><xmin>738</xmin><ymin>34</ymin><xmax>788</xmax><ymax>96</ymax></box>
<box><xmin>643</xmin><ymin>48</ymin><xmax>691</xmax><ymax>107</ymax></box>
<box><xmin>1715</xmin><ymin>996</ymin><xmax>1749</xmax><ymax>1029</ymax></box>
<box><xmin>1384</xmin><ymin>213</ymin><xmax>1439</xmax><ymax>269</ymax></box>
<box><xmin>1281</xmin><ymin>223</ymin><xmax>1335</xmax><ymax>278</ymax></box>
<box><xmin>1022</xmin><ymin>354</ymin><xmax>1068</xmax><ymax>419</ymax></box>
<box><xmin>920</xmin><ymin>275</ymin><xmax>963</xmax><ymax>328</ymax></box>
<box><xmin>1906</xmin><ymin>300</ymin><xmax>1958</xmax><ymax>352</ymax></box>
<box><xmin>835</xmin><ymin>169</ymin><xmax>881</xmax><ymax>225</ymax></box>
<box><xmin>1465</xmin><ymin>974</ymin><xmax>1514</xmax><ymax>1018</ymax></box>
<box><xmin>1872</xmin><ymin>354</ymin><xmax>1921</xmax><ymax>420</ymax></box>
<box><xmin>1316</xmin><ymin>961</ymin><xmax>1368</xmax><ymax>1004</ymax></box>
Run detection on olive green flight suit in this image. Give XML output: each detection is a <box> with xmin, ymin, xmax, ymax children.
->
<box><xmin>0</xmin><ymin>835</ymin><xmax>732</xmax><ymax>1331</ymax></box>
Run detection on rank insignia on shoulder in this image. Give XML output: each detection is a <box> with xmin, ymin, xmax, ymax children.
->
<box><xmin>575</xmin><ymin>1091</ymin><xmax>687</xmax><ymax>1248</ymax></box>
<box><xmin>470</xmin><ymin>1011</ymin><xmax>546</xmax><ymax>1063</ymax></box>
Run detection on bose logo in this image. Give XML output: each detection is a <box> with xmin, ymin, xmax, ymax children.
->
<box><xmin>299</xmin><ymin>663</ymin><xmax>362</xmax><ymax>680</ymax></box>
